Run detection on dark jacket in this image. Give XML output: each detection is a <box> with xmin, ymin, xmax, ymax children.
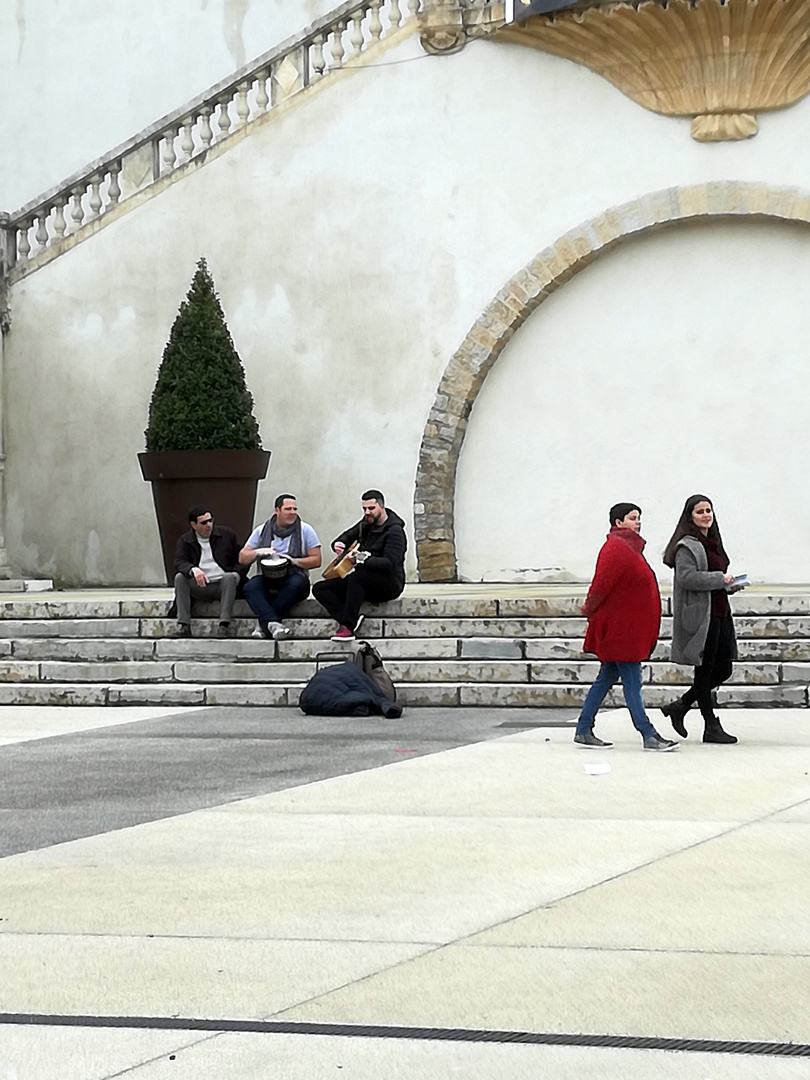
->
<box><xmin>299</xmin><ymin>662</ymin><xmax>401</xmax><ymax>718</ymax></box>
<box><xmin>173</xmin><ymin>525</ymin><xmax>242</xmax><ymax>578</ymax></box>
<box><xmin>582</xmin><ymin>527</ymin><xmax>661</xmax><ymax>663</ymax></box>
<box><xmin>332</xmin><ymin>509</ymin><xmax>407</xmax><ymax>587</ymax></box>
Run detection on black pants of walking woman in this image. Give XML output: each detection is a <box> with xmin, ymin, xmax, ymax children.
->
<box><xmin>680</xmin><ymin>615</ymin><xmax>734</xmax><ymax>720</ymax></box>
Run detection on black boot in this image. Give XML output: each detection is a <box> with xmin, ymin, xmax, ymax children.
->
<box><xmin>703</xmin><ymin>716</ymin><xmax>738</xmax><ymax>744</ymax></box>
<box><xmin>661</xmin><ymin>697</ymin><xmax>690</xmax><ymax>738</ymax></box>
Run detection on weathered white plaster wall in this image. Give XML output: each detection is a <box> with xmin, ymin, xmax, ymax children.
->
<box><xmin>0</xmin><ymin>0</ymin><xmax>337</xmax><ymax>207</ymax></box>
<box><xmin>5</xmin><ymin>31</ymin><xmax>810</xmax><ymax>583</ymax></box>
<box><xmin>455</xmin><ymin>218</ymin><xmax>810</xmax><ymax>583</ymax></box>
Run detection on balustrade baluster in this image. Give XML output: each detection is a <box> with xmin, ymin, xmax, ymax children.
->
<box><xmin>408</xmin><ymin>0</ymin><xmax>420</xmax><ymax>14</ymax></box>
<box><xmin>309</xmin><ymin>34</ymin><xmax>327</xmax><ymax>81</ymax></box>
<box><xmin>70</xmin><ymin>190</ymin><xmax>85</xmax><ymax>231</ymax></box>
<box><xmin>107</xmin><ymin>163</ymin><xmax>121</xmax><ymax>206</ymax></box>
<box><xmin>180</xmin><ymin>119</ymin><xmax>195</xmax><ymax>161</ymax></box>
<box><xmin>350</xmin><ymin>10</ymin><xmax>365</xmax><ymax>56</ymax></box>
<box><xmin>236</xmin><ymin>83</ymin><xmax>250</xmax><ymax>126</ymax></box>
<box><xmin>162</xmin><ymin>127</ymin><xmax>178</xmax><ymax>173</ymax></box>
<box><xmin>88</xmin><ymin>178</ymin><xmax>103</xmax><ymax>219</ymax></box>
<box><xmin>53</xmin><ymin>199</ymin><xmax>68</xmax><ymax>237</ymax></box>
<box><xmin>35</xmin><ymin>214</ymin><xmax>49</xmax><ymax>251</ymax></box>
<box><xmin>255</xmin><ymin>70</ymin><xmax>270</xmax><ymax>112</ymax></box>
<box><xmin>330</xmin><ymin>20</ymin><xmax>346</xmax><ymax>68</ymax></box>
<box><xmin>217</xmin><ymin>97</ymin><xmax>232</xmax><ymax>140</ymax></box>
<box><xmin>389</xmin><ymin>0</ymin><xmax>402</xmax><ymax>29</ymax></box>
<box><xmin>17</xmin><ymin>220</ymin><xmax>31</xmax><ymax>261</ymax></box>
<box><xmin>199</xmin><ymin>107</ymin><xmax>214</xmax><ymax>149</ymax></box>
<box><xmin>369</xmin><ymin>0</ymin><xmax>383</xmax><ymax>40</ymax></box>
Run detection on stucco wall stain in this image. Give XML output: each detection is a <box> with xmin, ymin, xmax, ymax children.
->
<box><xmin>201</xmin><ymin>0</ymin><xmax>250</xmax><ymax>71</ymax></box>
<box><xmin>15</xmin><ymin>0</ymin><xmax>25</xmax><ymax>63</ymax></box>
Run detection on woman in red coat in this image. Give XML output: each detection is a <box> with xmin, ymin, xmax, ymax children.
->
<box><xmin>574</xmin><ymin>502</ymin><xmax>677</xmax><ymax>752</ymax></box>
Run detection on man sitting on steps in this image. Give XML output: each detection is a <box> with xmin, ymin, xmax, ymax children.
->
<box><xmin>239</xmin><ymin>494</ymin><xmax>322</xmax><ymax>640</ymax></box>
<box><xmin>313</xmin><ymin>489</ymin><xmax>407</xmax><ymax>642</ymax></box>
<box><xmin>173</xmin><ymin>506</ymin><xmax>242</xmax><ymax>638</ymax></box>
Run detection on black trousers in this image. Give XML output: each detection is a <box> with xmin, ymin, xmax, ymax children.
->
<box><xmin>312</xmin><ymin>567</ymin><xmax>403</xmax><ymax>630</ymax></box>
<box><xmin>681</xmin><ymin>615</ymin><xmax>735</xmax><ymax>720</ymax></box>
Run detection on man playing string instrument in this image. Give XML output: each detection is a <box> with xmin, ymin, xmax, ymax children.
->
<box><xmin>313</xmin><ymin>489</ymin><xmax>407</xmax><ymax>641</ymax></box>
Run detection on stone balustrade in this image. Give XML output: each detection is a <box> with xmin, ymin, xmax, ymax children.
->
<box><xmin>1</xmin><ymin>0</ymin><xmax>422</xmax><ymax>282</ymax></box>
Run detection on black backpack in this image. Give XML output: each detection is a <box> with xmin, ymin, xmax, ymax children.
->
<box><xmin>353</xmin><ymin>640</ymin><xmax>397</xmax><ymax>704</ymax></box>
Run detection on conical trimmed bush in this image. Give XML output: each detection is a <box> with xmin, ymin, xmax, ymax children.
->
<box><xmin>145</xmin><ymin>258</ymin><xmax>262</xmax><ymax>451</ymax></box>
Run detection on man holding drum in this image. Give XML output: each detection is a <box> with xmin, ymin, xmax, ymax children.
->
<box><xmin>239</xmin><ymin>494</ymin><xmax>322</xmax><ymax>640</ymax></box>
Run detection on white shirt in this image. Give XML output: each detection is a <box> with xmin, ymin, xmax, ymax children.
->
<box><xmin>196</xmin><ymin>535</ymin><xmax>223</xmax><ymax>582</ymax></box>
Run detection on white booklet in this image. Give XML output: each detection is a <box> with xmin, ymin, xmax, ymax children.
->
<box><xmin>731</xmin><ymin>574</ymin><xmax>750</xmax><ymax>588</ymax></box>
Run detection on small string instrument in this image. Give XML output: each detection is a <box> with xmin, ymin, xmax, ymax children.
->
<box><xmin>322</xmin><ymin>541</ymin><xmax>358</xmax><ymax>580</ymax></box>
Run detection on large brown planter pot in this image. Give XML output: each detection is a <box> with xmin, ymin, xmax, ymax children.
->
<box><xmin>139</xmin><ymin>449</ymin><xmax>271</xmax><ymax>582</ymax></box>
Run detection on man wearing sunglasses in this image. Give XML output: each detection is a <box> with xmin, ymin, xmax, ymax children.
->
<box><xmin>173</xmin><ymin>506</ymin><xmax>242</xmax><ymax>638</ymax></box>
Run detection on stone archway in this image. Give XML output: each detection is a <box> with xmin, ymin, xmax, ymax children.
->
<box><xmin>414</xmin><ymin>181</ymin><xmax>810</xmax><ymax>581</ymax></box>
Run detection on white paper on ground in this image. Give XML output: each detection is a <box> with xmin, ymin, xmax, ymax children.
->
<box><xmin>583</xmin><ymin>762</ymin><xmax>611</xmax><ymax>776</ymax></box>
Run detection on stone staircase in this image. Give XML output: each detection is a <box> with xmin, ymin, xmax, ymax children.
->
<box><xmin>1</xmin><ymin>586</ymin><xmax>810</xmax><ymax>709</ymax></box>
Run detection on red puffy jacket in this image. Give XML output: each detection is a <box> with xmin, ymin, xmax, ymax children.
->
<box><xmin>582</xmin><ymin>527</ymin><xmax>661</xmax><ymax>663</ymax></box>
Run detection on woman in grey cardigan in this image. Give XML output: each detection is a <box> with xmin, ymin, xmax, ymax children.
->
<box><xmin>661</xmin><ymin>495</ymin><xmax>740</xmax><ymax>744</ymax></box>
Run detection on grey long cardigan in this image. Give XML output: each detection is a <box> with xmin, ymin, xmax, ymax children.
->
<box><xmin>670</xmin><ymin>536</ymin><xmax>737</xmax><ymax>666</ymax></box>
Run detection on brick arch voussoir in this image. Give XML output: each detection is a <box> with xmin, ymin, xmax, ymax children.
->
<box><xmin>415</xmin><ymin>181</ymin><xmax>810</xmax><ymax>581</ymax></box>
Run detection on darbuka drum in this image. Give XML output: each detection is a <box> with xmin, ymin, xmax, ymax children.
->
<box><xmin>259</xmin><ymin>555</ymin><xmax>292</xmax><ymax>582</ymax></box>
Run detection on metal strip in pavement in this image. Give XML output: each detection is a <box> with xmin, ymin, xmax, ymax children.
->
<box><xmin>0</xmin><ymin>1014</ymin><xmax>808</xmax><ymax>1056</ymax></box>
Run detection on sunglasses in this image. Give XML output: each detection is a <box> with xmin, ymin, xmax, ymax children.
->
<box><xmin>196</xmin><ymin>517</ymin><xmax>214</xmax><ymax>526</ymax></box>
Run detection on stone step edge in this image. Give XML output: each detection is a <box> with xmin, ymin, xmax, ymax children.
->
<box><xmin>6</xmin><ymin>598</ymin><xmax>810</xmax><ymax>618</ymax></box>
<box><xmin>6</xmin><ymin>640</ymin><xmax>810</xmax><ymax>663</ymax></box>
<box><xmin>0</xmin><ymin>682</ymin><xmax>806</xmax><ymax>708</ymax></box>
<box><xmin>2</xmin><ymin>658</ymin><xmax>810</xmax><ymax>685</ymax></box>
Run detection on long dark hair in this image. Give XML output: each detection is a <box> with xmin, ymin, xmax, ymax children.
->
<box><xmin>662</xmin><ymin>494</ymin><xmax>727</xmax><ymax>568</ymax></box>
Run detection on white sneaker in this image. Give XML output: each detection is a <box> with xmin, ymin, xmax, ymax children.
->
<box><xmin>270</xmin><ymin>622</ymin><xmax>292</xmax><ymax>640</ymax></box>
<box><xmin>251</xmin><ymin>626</ymin><xmax>264</xmax><ymax>639</ymax></box>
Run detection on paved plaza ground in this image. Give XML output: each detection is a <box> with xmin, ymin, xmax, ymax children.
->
<box><xmin>1</xmin><ymin>703</ymin><xmax>809</xmax><ymax>1077</ymax></box>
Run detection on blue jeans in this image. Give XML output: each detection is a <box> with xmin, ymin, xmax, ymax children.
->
<box><xmin>575</xmin><ymin>661</ymin><xmax>656</xmax><ymax>739</ymax></box>
<box><xmin>243</xmin><ymin>571</ymin><xmax>310</xmax><ymax>629</ymax></box>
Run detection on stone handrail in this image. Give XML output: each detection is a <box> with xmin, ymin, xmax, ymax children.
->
<box><xmin>0</xmin><ymin>0</ymin><xmax>421</xmax><ymax>282</ymax></box>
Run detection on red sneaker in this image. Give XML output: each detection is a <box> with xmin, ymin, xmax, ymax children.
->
<box><xmin>331</xmin><ymin>625</ymin><xmax>355</xmax><ymax>642</ymax></box>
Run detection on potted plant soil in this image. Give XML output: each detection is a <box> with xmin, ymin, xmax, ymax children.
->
<box><xmin>139</xmin><ymin>258</ymin><xmax>270</xmax><ymax>580</ymax></box>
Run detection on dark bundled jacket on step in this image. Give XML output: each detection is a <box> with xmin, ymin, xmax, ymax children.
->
<box><xmin>299</xmin><ymin>662</ymin><xmax>402</xmax><ymax>718</ymax></box>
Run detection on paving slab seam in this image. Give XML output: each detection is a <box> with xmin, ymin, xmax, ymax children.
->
<box><xmin>430</xmin><ymin>791</ymin><xmax>810</xmax><ymax>950</ymax></box>
<box><xmin>2</xmin><ymin>1014</ymin><xmax>810</xmax><ymax>1059</ymax></box>
<box><xmin>457</xmin><ymin>943</ymin><xmax>810</xmax><ymax>958</ymax></box>
<box><xmin>0</xmin><ymin>931</ymin><xmax>440</xmax><ymax>947</ymax></box>
<box><xmin>98</xmin><ymin>1030</ymin><xmax>224</xmax><ymax>1080</ymax></box>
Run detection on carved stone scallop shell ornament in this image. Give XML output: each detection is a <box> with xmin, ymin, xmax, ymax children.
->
<box><xmin>497</xmin><ymin>0</ymin><xmax>810</xmax><ymax>140</ymax></box>
<box><xmin>423</xmin><ymin>0</ymin><xmax>810</xmax><ymax>141</ymax></box>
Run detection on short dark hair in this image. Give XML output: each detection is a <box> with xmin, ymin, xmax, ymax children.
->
<box><xmin>362</xmin><ymin>489</ymin><xmax>385</xmax><ymax>506</ymax></box>
<box><xmin>188</xmin><ymin>505</ymin><xmax>210</xmax><ymax>523</ymax></box>
<box><xmin>274</xmin><ymin>493</ymin><xmax>296</xmax><ymax>509</ymax></box>
<box><xmin>609</xmin><ymin>502</ymin><xmax>641</xmax><ymax>527</ymax></box>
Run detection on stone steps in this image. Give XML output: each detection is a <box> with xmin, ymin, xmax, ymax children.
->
<box><xmin>4</xmin><ymin>635</ymin><xmax>810</xmax><ymax>663</ymax></box>
<box><xmin>0</xmin><ymin>656</ymin><xmax>807</xmax><ymax>686</ymax></box>
<box><xmin>0</xmin><ymin>680</ymin><xmax>804</xmax><ymax>710</ymax></box>
<box><xmin>0</xmin><ymin>589</ymin><xmax>809</xmax><ymax>707</ymax></box>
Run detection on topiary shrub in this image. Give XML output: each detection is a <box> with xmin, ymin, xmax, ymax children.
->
<box><xmin>144</xmin><ymin>258</ymin><xmax>262</xmax><ymax>451</ymax></box>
